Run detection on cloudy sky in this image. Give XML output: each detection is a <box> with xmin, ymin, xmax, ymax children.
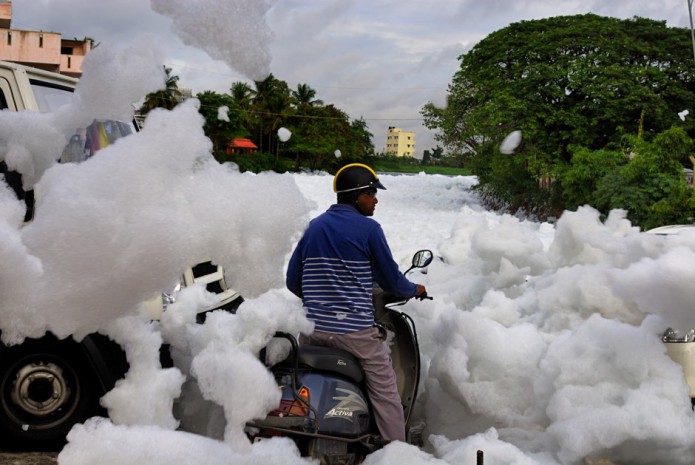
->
<box><xmin>9</xmin><ymin>0</ymin><xmax>694</xmax><ymax>155</ymax></box>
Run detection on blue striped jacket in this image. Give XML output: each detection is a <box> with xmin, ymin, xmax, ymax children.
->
<box><xmin>286</xmin><ymin>204</ymin><xmax>418</xmax><ymax>334</ymax></box>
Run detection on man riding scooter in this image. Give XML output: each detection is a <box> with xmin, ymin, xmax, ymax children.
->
<box><xmin>286</xmin><ymin>163</ymin><xmax>427</xmax><ymax>442</ymax></box>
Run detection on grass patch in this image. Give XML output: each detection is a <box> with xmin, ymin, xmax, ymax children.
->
<box><xmin>373</xmin><ymin>162</ymin><xmax>471</xmax><ymax>176</ymax></box>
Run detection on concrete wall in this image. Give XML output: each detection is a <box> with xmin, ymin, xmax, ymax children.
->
<box><xmin>0</xmin><ymin>1</ymin><xmax>89</xmax><ymax>77</ymax></box>
<box><xmin>1</xmin><ymin>29</ymin><xmax>62</xmax><ymax>71</ymax></box>
<box><xmin>0</xmin><ymin>2</ymin><xmax>11</xmax><ymax>29</ymax></box>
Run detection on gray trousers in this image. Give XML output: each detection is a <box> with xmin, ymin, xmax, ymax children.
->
<box><xmin>300</xmin><ymin>327</ymin><xmax>406</xmax><ymax>441</ymax></box>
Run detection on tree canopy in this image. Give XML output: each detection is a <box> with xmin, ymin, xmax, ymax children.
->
<box><xmin>140</xmin><ymin>71</ymin><xmax>377</xmax><ymax>174</ymax></box>
<box><xmin>423</xmin><ymin>14</ymin><xmax>695</xmax><ymax>226</ymax></box>
<box><xmin>195</xmin><ymin>90</ymin><xmax>246</xmax><ymax>157</ymax></box>
<box><xmin>139</xmin><ymin>66</ymin><xmax>182</xmax><ymax>116</ymax></box>
<box><xmin>227</xmin><ymin>75</ymin><xmax>374</xmax><ymax>172</ymax></box>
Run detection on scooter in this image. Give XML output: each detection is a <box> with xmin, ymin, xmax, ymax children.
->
<box><xmin>245</xmin><ymin>250</ymin><xmax>434</xmax><ymax>465</ymax></box>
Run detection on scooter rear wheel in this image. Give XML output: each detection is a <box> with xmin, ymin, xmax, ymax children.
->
<box><xmin>306</xmin><ymin>438</ymin><xmax>358</xmax><ymax>465</ymax></box>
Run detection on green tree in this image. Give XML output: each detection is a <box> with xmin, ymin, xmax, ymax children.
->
<box><xmin>251</xmin><ymin>74</ymin><xmax>292</xmax><ymax>156</ymax></box>
<box><xmin>291</xmin><ymin>83</ymin><xmax>324</xmax><ymax>108</ymax></box>
<box><xmin>423</xmin><ymin>14</ymin><xmax>695</xmax><ymax>218</ymax></box>
<box><xmin>230</xmin><ymin>81</ymin><xmax>253</xmax><ymax>106</ymax></box>
<box><xmin>194</xmin><ymin>75</ymin><xmax>377</xmax><ymax>173</ymax></box>
<box><xmin>592</xmin><ymin>129</ymin><xmax>692</xmax><ymax>227</ymax></box>
<box><xmin>350</xmin><ymin>117</ymin><xmax>374</xmax><ymax>158</ymax></box>
<box><xmin>647</xmin><ymin>184</ymin><xmax>695</xmax><ymax>229</ymax></box>
<box><xmin>139</xmin><ymin>66</ymin><xmax>183</xmax><ymax>115</ymax></box>
<box><xmin>195</xmin><ymin>91</ymin><xmax>246</xmax><ymax>161</ymax></box>
<box><xmin>284</xmin><ymin>105</ymin><xmax>372</xmax><ymax>171</ymax></box>
<box><xmin>559</xmin><ymin>147</ymin><xmax>627</xmax><ymax>210</ymax></box>
<box><xmin>230</xmin><ymin>81</ymin><xmax>255</xmax><ymax>138</ymax></box>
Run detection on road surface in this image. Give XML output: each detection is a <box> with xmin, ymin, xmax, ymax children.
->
<box><xmin>0</xmin><ymin>453</ymin><xmax>57</xmax><ymax>465</ymax></box>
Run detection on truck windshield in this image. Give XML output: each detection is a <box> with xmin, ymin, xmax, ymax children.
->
<box><xmin>28</xmin><ymin>81</ymin><xmax>135</xmax><ymax>163</ymax></box>
<box><xmin>60</xmin><ymin>119</ymin><xmax>134</xmax><ymax>163</ymax></box>
<box><xmin>30</xmin><ymin>80</ymin><xmax>74</xmax><ymax>112</ymax></box>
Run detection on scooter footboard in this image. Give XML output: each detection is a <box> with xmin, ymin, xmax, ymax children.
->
<box><xmin>377</xmin><ymin>309</ymin><xmax>420</xmax><ymax>427</ymax></box>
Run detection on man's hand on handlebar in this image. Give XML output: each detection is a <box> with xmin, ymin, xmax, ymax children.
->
<box><xmin>415</xmin><ymin>284</ymin><xmax>432</xmax><ymax>300</ymax></box>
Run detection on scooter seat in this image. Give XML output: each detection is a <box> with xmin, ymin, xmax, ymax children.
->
<box><xmin>297</xmin><ymin>345</ymin><xmax>364</xmax><ymax>384</ymax></box>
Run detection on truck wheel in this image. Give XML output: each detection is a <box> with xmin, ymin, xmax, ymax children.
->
<box><xmin>0</xmin><ymin>335</ymin><xmax>104</xmax><ymax>451</ymax></box>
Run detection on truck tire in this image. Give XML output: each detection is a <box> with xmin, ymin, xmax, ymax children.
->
<box><xmin>0</xmin><ymin>335</ymin><xmax>105</xmax><ymax>451</ymax></box>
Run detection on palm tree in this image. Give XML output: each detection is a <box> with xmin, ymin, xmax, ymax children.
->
<box><xmin>139</xmin><ymin>66</ymin><xmax>183</xmax><ymax>116</ymax></box>
<box><xmin>230</xmin><ymin>81</ymin><xmax>255</xmax><ymax>136</ymax></box>
<box><xmin>230</xmin><ymin>81</ymin><xmax>253</xmax><ymax>107</ymax></box>
<box><xmin>291</xmin><ymin>83</ymin><xmax>323</xmax><ymax>108</ymax></box>
<box><xmin>251</xmin><ymin>74</ymin><xmax>291</xmax><ymax>155</ymax></box>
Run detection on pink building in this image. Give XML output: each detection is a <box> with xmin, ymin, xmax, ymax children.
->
<box><xmin>0</xmin><ymin>1</ymin><xmax>90</xmax><ymax>77</ymax></box>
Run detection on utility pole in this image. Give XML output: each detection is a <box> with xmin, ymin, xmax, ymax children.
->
<box><xmin>689</xmin><ymin>0</ymin><xmax>695</xmax><ymax>60</ymax></box>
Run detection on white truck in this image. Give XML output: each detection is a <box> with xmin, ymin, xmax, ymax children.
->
<box><xmin>646</xmin><ymin>225</ymin><xmax>695</xmax><ymax>407</ymax></box>
<box><xmin>0</xmin><ymin>60</ymin><xmax>242</xmax><ymax>451</ymax></box>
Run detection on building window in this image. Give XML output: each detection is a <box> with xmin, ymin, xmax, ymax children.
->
<box><xmin>39</xmin><ymin>34</ymin><xmax>43</xmax><ymax>48</ymax></box>
<box><xmin>7</xmin><ymin>31</ymin><xmax>11</xmax><ymax>46</ymax></box>
<box><xmin>67</xmin><ymin>56</ymin><xmax>72</xmax><ymax>68</ymax></box>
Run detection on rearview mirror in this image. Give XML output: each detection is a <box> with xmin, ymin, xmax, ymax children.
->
<box><xmin>412</xmin><ymin>250</ymin><xmax>433</xmax><ymax>268</ymax></box>
<box><xmin>404</xmin><ymin>249</ymin><xmax>433</xmax><ymax>274</ymax></box>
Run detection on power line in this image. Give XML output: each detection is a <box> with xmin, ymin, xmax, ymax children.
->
<box><xmin>146</xmin><ymin>95</ymin><xmax>427</xmax><ymax>122</ymax></box>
